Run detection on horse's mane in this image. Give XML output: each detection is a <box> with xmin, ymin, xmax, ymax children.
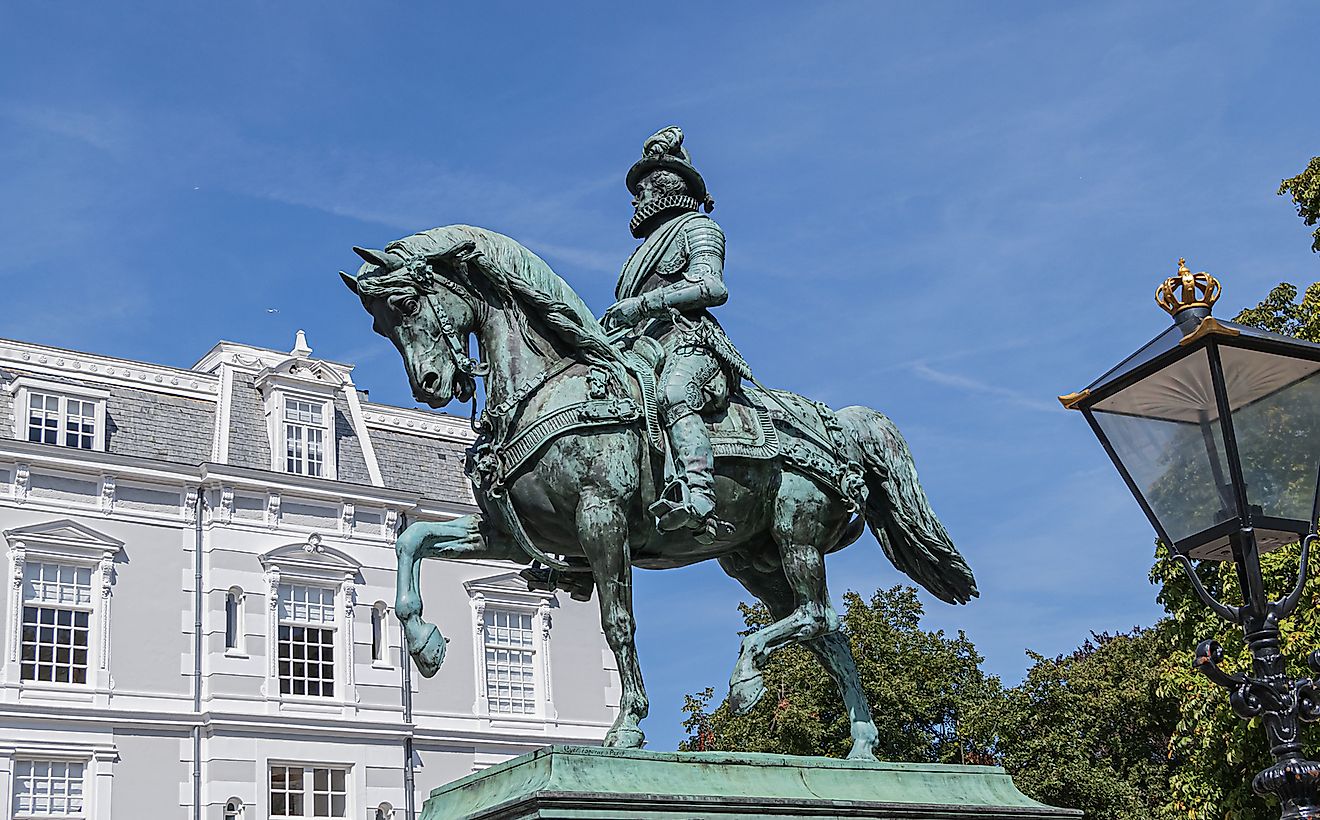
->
<box><xmin>359</xmin><ymin>225</ymin><xmax>621</xmax><ymax>370</ymax></box>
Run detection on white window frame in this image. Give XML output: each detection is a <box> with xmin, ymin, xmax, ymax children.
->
<box><xmin>6</xmin><ymin>378</ymin><xmax>109</xmax><ymax>452</ymax></box>
<box><xmin>266</xmin><ymin>762</ymin><xmax>350</xmax><ymax>820</ymax></box>
<box><xmin>370</xmin><ymin>601</ymin><xmax>393</xmax><ymax>669</ymax></box>
<box><xmin>465</xmin><ymin>574</ymin><xmax>556</xmax><ymax>720</ymax></box>
<box><xmin>274</xmin><ymin>583</ymin><xmax>338</xmax><ymax>699</ymax></box>
<box><xmin>279</xmin><ymin>396</ymin><xmax>329</xmax><ymax>479</ymax></box>
<box><xmin>224</xmin><ymin>586</ymin><xmax>247</xmax><ymax>658</ymax></box>
<box><xmin>0</xmin><ymin>745</ymin><xmax>116</xmax><ymax>820</ymax></box>
<box><xmin>3</xmin><ymin>521</ymin><xmax>122</xmax><ymax>702</ymax></box>
<box><xmin>17</xmin><ymin>561</ymin><xmax>94</xmax><ymax>687</ymax></box>
<box><xmin>255</xmin><ymin>361</ymin><xmax>341</xmax><ymax>482</ymax></box>
<box><xmin>259</xmin><ymin>537</ymin><xmax>360</xmax><ymax>709</ymax></box>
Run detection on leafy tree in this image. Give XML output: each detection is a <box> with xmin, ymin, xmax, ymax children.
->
<box><xmin>982</xmin><ymin>628</ymin><xmax>1179</xmax><ymax>820</ymax></box>
<box><xmin>679</xmin><ymin>589</ymin><xmax>1181</xmax><ymax>819</ymax></box>
<box><xmin>680</xmin><ymin>586</ymin><xmax>1002</xmax><ymax>764</ymax></box>
<box><xmin>1279</xmin><ymin>157</ymin><xmax>1320</xmax><ymax>253</ymax></box>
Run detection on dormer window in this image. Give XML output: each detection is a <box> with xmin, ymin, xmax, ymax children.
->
<box><xmin>251</xmin><ymin>332</ymin><xmax>345</xmax><ymax>482</ymax></box>
<box><xmin>283</xmin><ymin>398</ymin><xmax>327</xmax><ymax>477</ymax></box>
<box><xmin>7</xmin><ymin>378</ymin><xmax>108</xmax><ymax>451</ymax></box>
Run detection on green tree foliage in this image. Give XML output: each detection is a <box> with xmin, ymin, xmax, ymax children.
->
<box><xmin>680</xmin><ymin>586</ymin><xmax>1001</xmax><ymax>763</ymax></box>
<box><xmin>680</xmin><ymin>588</ymin><xmax>1181</xmax><ymax>819</ymax></box>
<box><xmin>678</xmin><ymin>281</ymin><xmax>1320</xmax><ymax>818</ymax></box>
<box><xmin>984</xmin><ymin>628</ymin><xmax>1179</xmax><ymax>820</ymax></box>
<box><xmin>1279</xmin><ymin>158</ymin><xmax>1320</xmax><ymax>253</ymax></box>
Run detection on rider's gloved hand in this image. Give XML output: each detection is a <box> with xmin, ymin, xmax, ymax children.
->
<box><xmin>603</xmin><ymin>297</ymin><xmax>644</xmax><ymax>329</ymax></box>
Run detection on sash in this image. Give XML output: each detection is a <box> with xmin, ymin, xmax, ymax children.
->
<box><xmin>615</xmin><ymin>211</ymin><xmax>702</xmax><ymax>301</ymax></box>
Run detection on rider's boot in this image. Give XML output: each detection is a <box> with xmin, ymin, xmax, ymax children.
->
<box><xmin>650</xmin><ymin>410</ymin><xmax>719</xmax><ymax>541</ymax></box>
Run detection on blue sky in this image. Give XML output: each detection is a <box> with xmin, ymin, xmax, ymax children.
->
<box><xmin>3</xmin><ymin>3</ymin><xmax>1319</xmax><ymax>750</ymax></box>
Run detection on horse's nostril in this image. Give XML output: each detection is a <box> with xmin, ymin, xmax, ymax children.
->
<box><xmin>420</xmin><ymin>371</ymin><xmax>440</xmax><ymax>392</ymax></box>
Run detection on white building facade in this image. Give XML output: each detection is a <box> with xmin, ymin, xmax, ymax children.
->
<box><xmin>0</xmin><ymin>333</ymin><xmax>619</xmax><ymax>820</ymax></box>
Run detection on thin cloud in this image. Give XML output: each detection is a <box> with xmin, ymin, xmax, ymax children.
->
<box><xmin>909</xmin><ymin>361</ymin><xmax>1057</xmax><ymax>413</ymax></box>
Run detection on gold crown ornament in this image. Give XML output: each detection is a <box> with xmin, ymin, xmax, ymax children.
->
<box><xmin>1156</xmin><ymin>258</ymin><xmax>1221</xmax><ymax>316</ymax></box>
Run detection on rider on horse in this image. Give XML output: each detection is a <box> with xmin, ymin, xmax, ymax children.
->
<box><xmin>602</xmin><ymin>126</ymin><xmax>751</xmax><ymax>542</ymax></box>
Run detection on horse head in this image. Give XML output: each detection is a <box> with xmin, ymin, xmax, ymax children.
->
<box><xmin>341</xmin><ymin>240</ymin><xmax>485</xmax><ymax>409</ymax></box>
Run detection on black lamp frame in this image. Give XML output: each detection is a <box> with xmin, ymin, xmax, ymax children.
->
<box><xmin>1074</xmin><ymin>321</ymin><xmax>1320</xmax><ymax>819</ymax></box>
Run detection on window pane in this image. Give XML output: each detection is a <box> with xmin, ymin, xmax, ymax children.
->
<box><xmin>14</xmin><ymin>759</ymin><xmax>84</xmax><ymax>817</ymax></box>
<box><xmin>1220</xmin><ymin>346</ymin><xmax>1320</xmax><ymax>529</ymax></box>
<box><xmin>1091</xmin><ymin>348</ymin><xmax>1237</xmax><ymax>545</ymax></box>
<box><xmin>483</xmin><ymin>608</ymin><xmax>537</xmax><ymax>714</ymax></box>
<box><xmin>20</xmin><ymin>563</ymin><xmax>93</xmax><ymax>686</ymax></box>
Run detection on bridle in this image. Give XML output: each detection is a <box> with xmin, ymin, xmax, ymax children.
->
<box><xmin>364</xmin><ymin>244</ymin><xmax>490</xmax><ymax>416</ymax></box>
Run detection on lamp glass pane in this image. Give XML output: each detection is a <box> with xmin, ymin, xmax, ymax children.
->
<box><xmin>1091</xmin><ymin>348</ymin><xmax>1237</xmax><ymax>543</ymax></box>
<box><xmin>1220</xmin><ymin>345</ymin><xmax>1320</xmax><ymax>526</ymax></box>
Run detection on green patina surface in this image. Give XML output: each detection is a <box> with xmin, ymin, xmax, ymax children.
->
<box><xmin>346</xmin><ymin>125</ymin><xmax>980</xmax><ymax>758</ymax></box>
<box><xmin>421</xmin><ymin>746</ymin><xmax>1081</xmax><ymax>820</ymax></box>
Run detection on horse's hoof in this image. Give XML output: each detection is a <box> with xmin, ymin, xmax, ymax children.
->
<box><xmin>847</xmin><ymin>746</ymin><xmax>879</xmax><ymax>762</ymax></box>
<box><xmin>727</xmin><ymin>672</ymin><xmax>766</xmax><ymax>715</ymax></box>
<box><xmin>411</xmin><ymin>623</ymin><xmax>448</xmax><ymax>678</ymax></box>
<box><xmin>604</xmin><ymin>727</ymin><xmax>645</xmax><ymax>749</ymax></box>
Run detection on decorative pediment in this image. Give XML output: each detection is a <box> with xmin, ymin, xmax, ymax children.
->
<box><xmin>4</xmin><ymin>519</ymin><xmax>124</xmax><ymax>558</ymax></box>
<box><xmin>259</xmin><ymin>533</ymin><xmax>361</xmax><ymax>581</ymax></box>
<box><xmin>464</xmin><ymin>570</ymin><xmax>555</xmax><ymax>606</ymax></box>
<box><xmin>254</xmin><ymin>357</ymin><xmax>347</xmax><ymax>397</ymax></box>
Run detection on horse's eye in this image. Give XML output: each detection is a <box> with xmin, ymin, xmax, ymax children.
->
<box><xmin>399</xmin><ymin>296</ymin><xmax>420</xmax><ymax>316</ymax></box>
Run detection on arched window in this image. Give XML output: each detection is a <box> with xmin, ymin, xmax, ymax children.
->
<box><xmin>371</xmin><ymin>602</ymin><xmax>389</xmax><ymax>666</ymax></box>
<box><xmin>375</xmin><ymin>802</ymin><xmax>394</xmax><ymax>820</ymax></box>
<box><xmin>224</xmin><ymin>587</ymin><xmax>245</xmax><ymax>655</ymax></box>
<box><xmin>223</xmin><ymin>797</ymin><xmax>244</xmax><ymax>820</ymax></box>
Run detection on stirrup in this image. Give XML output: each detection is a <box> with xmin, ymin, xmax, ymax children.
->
<box><xmin>649</xmin><ymin>480</ymin><xmax>726</xmax><ymax>543</ymax></box>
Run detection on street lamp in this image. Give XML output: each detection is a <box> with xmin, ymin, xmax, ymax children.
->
<box><xmin>1061</xmin><ymin>259</ymin><xmax>1320</xmax><ymax>819</ymax></box>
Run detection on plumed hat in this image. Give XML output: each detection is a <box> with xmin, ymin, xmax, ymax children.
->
<box><xmin>625</xmin><ymin>126</ymin><xmax>712</xmax><ymax>208</ymax></box>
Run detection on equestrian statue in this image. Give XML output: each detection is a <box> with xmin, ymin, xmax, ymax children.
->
<box><xmin>340</xmin><ymin>126</ymin><xmax>978</xmax><ymax>758</ymax></box>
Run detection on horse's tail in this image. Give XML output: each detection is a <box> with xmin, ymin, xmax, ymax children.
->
<box><xmin>836</xmin><ymin>405</ymin><xmax>978</xmax><ymax>605</ymax></box>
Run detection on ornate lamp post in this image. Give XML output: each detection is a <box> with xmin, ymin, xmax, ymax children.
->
<box><xmin>1060</xmin><ymin>260</ymin><xmax>1320</xmax><ymax>818</ymax></box>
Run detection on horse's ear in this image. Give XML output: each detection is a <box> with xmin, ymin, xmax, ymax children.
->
<box><xmin>339</xmin><ymin>271</ymin><xmax>359</xmax><ymax>295</ymax></box>
<box><xmin>353</xmin><ymin>246</ymin><xmax>400</xmax><ymax>270</ymax></box>
<box><xmin>425</xmin><ymin>241</ymin><xmax>481</xmax><ymax>266</ymax></box>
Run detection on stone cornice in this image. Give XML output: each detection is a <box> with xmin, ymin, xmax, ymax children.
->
<box><xmin>0</xmin><ymin>338</ymin><xmax>218</xmax><ymax>401</ymax></box>
<box><xmin>362</xmin><ymin>403</ymin><xmax>476</xmax><ymax>442</ymax></box>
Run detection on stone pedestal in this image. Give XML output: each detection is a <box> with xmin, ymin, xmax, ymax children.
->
<box><xmin>421</xmin><ymin>745</ymin><xmax>1082</xmax><ymax>819</ymax></box>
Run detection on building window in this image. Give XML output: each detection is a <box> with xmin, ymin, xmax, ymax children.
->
<box><xmin>21</xmin><ymin>562</ymin><xmax>93</xmax><ymax>684</ymax></box>
<box><xmin>371</xmin><ymin>601</ymin><xmax>388</xmax><ymax>665</ymax></box>
<box><xmin>283</xmin><ymin>398</ymin><xmax>326</xmax><ymax>477</ymax></box>
<box><xmin>12</xmin><ymin>759</ymin><xmax>85</xmax><ymax>818</ymax></box>
<box><xmin>277</xmin><ymin>584</ymin><xmax>336</xmax><ymax>697</ymax></box>
<box><xmin>22</xmin><ymin>390</ymin><xmax>101</xmax><ymax>450</ymax></box>
<box><xmin>269</xmin><ymin>765</ymin><xmax>347</xmax><ymax>819</ymax></box>
<box><xmin>483</xmin><ymin>608</ymin><xmax>537</xmax><ymax>714</ymax></box>
<box><xmin>224</xmin><ymin>586</ymin><xmax>245</xmax><ymax>654</ymax></box>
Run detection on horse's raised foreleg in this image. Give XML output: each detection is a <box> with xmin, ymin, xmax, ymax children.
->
<box><xmin>726</xmin><ymin>474</ymin><xmax>845</xmax><ymax>715</ymax></box>
<box><xmin>577</xmin><ymin>492</ymin><xmax>647</xmax><ymax>749</ymax></box>
<box><xmin>395</xmin><ymin>515</ymin><xmax>520</xmax><ymax>677</ymax></box>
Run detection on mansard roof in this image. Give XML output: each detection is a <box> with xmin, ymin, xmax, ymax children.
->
<box><xmin>0</xmin><ymin>332</ymin><xmax>476</xmax><ymax>509</ymax></box>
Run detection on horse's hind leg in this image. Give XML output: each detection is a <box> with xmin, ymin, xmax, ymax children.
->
<box><xmin>395</xmin><ymin>515</ymin><xmax>523</xmax><ymax>677</ymax></box>
<box><xmin>577</xmin><ymin>491</ymin><xmax>647</xmax><ymax>749</ymax></box>
<box><xmin>718</xmin><ymin>544</ymin><xmax>879</xmax><ymax>760</ymax></box>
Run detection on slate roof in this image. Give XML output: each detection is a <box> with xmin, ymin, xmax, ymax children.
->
<box><xmin>372</xmin><ymin>427</ymin><xmax>474</xmax><ymax>504</ymax></box>
<box><xmin>0</xmin><ymin>338</ymin><xmax>476</xmax><ymax>506</ymax></box>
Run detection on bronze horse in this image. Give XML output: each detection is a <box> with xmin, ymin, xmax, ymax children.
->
<box><xmin>342</xmin><ymin>224</ymin><xmax>976</xmax><ymax>757</ymax></box>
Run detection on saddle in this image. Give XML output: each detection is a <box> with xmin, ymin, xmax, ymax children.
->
<box><xmin>621</xmin><ymin>342</ymin><xmax>780</xmax><ymax>462</ymax></box>
<box><xmin>621</xmin><ymin>339</ymin><xmax>867</xmax><ymax>521</ymax></box>
<box><xmin>620</xmin><ymin>328</ymin><xmax>781</xmax><ymax>459</ymax></box>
